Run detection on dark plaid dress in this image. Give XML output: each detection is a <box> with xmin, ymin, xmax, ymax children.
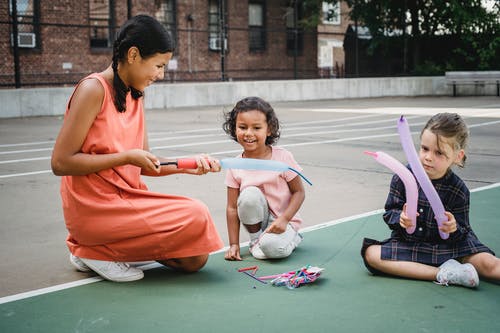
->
<box><xmin>361</xmin><ymin>168</ymin><xmax>494</xmax><ymax>274</ymax></box>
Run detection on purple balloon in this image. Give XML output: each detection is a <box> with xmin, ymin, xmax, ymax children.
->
<box><xmin>397</xmin><ymin>116</ymin><xmax>449</xmax><ymax>239</ymax></box>
<box><xmin>365</xmin><ymin>151</ymin><xmax>417</xmax><ymax>234</ymax></box>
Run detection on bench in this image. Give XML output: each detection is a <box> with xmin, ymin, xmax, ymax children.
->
<box><xmin>445</xmin><ymin>71</ymin><xmax>500</xmax><ymax>97</ymax></box>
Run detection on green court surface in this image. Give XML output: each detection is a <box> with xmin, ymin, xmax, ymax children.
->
<box><xmin>1</xmin><ymin>186</ymin><xmax>499</xmax><ymax>333</ymax></box>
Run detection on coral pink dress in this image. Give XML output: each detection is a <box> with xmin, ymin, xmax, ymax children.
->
<box><xmin>60</xmin><ymin>73</ymin><xmax>223</xmax><ymax>261</ymax></box>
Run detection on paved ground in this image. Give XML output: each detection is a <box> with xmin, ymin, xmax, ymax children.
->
<box><xmin>1</xmin><ymin>186</ymin><xmax>499</xmax><ymax>332</ymax></box>
<box><xmin>0</xmin><ymin>95</ymin><xmax>499</xmax><ymax>299</ymax></box>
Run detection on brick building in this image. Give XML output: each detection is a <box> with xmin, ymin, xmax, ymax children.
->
<box><xmin>1</xmin><ymin>0</ymin><xmax>323</xmax><ymax>88</ymax></box>
<box><xmin>316</xmin><ymin>1</ymin><xmax>351</xmax><ymax>78</ymax></box>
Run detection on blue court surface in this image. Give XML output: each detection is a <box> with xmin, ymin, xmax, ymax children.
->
<box><xmin>1</xmin><ymin>185</ymin><xmax>499</xmax><ymax>333</ymax></box>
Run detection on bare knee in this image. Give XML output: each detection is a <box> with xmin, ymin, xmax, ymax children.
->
<box><xmin>364</xmin><ymin>245</ymin><xmax>381</xmax><ymax>267</ymax></box>
<box><xmin>159</xmin><ymin>254</ymin><xmax>209</xmax><ymax>273</ymax></box>
<box><xmin>464</xmin><ymin>252</ymin><xmax>500</xmax><ymax>278</ymax></box>
<box><xmin>181</xmin><ymin>255</ymin><xmax>209</xmax><ymax>273</ymax></box>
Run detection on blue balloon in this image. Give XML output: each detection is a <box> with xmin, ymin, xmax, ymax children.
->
<box><xmin>221</xmin><ymin>158</ymin><xmax>312</xmax><ymax>186</ymax></box>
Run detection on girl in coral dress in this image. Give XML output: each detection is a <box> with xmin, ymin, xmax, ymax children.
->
<box><xmin>51</xmin><ymin>15</ymin><xmax>223</xmax><ymax>282</ymax></box>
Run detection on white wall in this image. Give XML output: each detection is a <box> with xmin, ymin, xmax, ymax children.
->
<box><xmin>0</xmin><ymin>76</ymin><xmax>477</xmax><ymax>119</ymax></box>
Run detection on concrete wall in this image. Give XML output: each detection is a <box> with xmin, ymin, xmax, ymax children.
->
<box><xmin>0</xmin><ymin>76</ymin><xmax>488</xmax><ymax>119</ymax></box>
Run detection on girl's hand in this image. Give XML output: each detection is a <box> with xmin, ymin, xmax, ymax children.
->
<box><xmin>399</xmin><ymin>203</ymin><xmax>417</xmax><ymax>229</ymax></box>
<box><xmin>224</xmin><ymin>244</ymin><xmax>242</xmax><ymax>261</ymax></box>
<box><xmin>127</xmin><ymin>149</ymin><xmax>160</xmax><ymax>174</ymax></box>
<box><xmin>187</xmin><ymin>155</ymin><xmax>221</xmax><ymax>175</ymax></box>
<box><xmin>265</xmin><ymin>217</ymin><xmax>288</xmax><ymax>234</ymax></box>
<box><xmin>439</xmin><ymin>211</ymin><xmax>457</xmax><ymax>234</ymax></box>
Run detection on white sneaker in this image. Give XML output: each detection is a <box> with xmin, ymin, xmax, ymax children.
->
<box><xmin>249</xmin><ymin>240</ymin><xmax>268</xmax><ymax>260</ymax></box>
<box><xmin>80</xmin><ymin>258</ymin><xmax>144</xmax><ymax>282</ymax></box>
<box><xmin>69</xmin><ymin>254</ymin><xmax>91</xmax><ymax>272</ymax></box>
<box><xmin>251</xmin><ymin>226</ymin><xmax>303</xmax><ymax>259</ymax></box>
<box><xmin>436</xmin><ymin>259</ymin><xmax>479</xmax><ymax>288</ymax></box>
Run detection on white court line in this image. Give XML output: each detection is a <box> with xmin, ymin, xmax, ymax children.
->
<box><xmin>2</xmin><ymin>117</ymin><xmax>499</xmax><ymax>178</ymax></box>
<box><xmin>287</xmin><ymin>107</ymin><xmax>500</xmax><ymax>118</ymax></box>
<box><xmin>0</xmin><ymin>156</ymin><xmax>50</xmax><ymax>165</ymax></box>
<box><xmin>0</xmin><ymin>131</ymin><xmax>404</xmax><ymax>177</ymax></box>
<box><xmin>0</xmin><ymin>209</ymin><xmax>384</xmax><ymax>305</ymax></box>
<box><xmin>283</xmin><ymin>113</ymin><xmax>384</xmax><ymax>126</ymax></box>
<box><xmin>0</xmin><ymin>170</ymin><xmax>52</xmax><ymax>179</ymax></box>
<box><xmin>149</xmin><ymin>133</ymin><xmax>226</xmax><ymax>143</ymax></box>
<box><xmin>0</xmin><ymin>122</ymin><xmax>409</xmax><ymax>164</ymax></box>
<box><xmin>0</xmin><ymin>140</ymin><xmax>55</xmax><ymax>148</ymax></box>
<box><xmin>0</xmin><ymin>147</ymin><xmax>53</xmax><ymax>155</ymax></box>
<box><xmin>0</xmin><ymin>114</ymin><xmax>388</xmax><ymax>149</ymax></box>
<box><xmin>2</xmin><ymin>182</ymin><xmax>499</xmax><ymax>305</ymax></box>
<box><xmin>1</xmin><ymin>106</ymin><xmax>498</xmax><ymax>150</ymax></box>
<box><xmin>468</xmin><ymin>119</ymin><xmax>500</xmax><ymax>128</ymax></box>
<box><xmin>0</xmin><ymin>115</ymin><xmax>398</xmax><ymax>158</ymax></box>
<box><xmin>0</xmin><ymin>277</ymin><xmax>103</xmax><ymax>305</ymax></box>
<box><xmin>285</xmin><ymin>115</ymin><xmax>422</xmax><ymax>131</ymax></box>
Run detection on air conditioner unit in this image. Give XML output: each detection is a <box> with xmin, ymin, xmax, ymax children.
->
<box><xmin>209</xmin><ymin>37</ymin><xmax>227</xmax><ymax>51</ymax></box>
<box><xmin>11</xmin><ymin>32</ymin><xmax>36</xmax><ymax>48</ymax></box>
<box><xmin>209</xmin><ymin>37</ymin><xmax>221</xmax><ymax>50</ymax></box>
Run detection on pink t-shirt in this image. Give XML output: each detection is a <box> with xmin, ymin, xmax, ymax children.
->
<box><xmin>224</xmin><ymin>146</ymin><xmax>303</xmax><ymax>229</ymax></box>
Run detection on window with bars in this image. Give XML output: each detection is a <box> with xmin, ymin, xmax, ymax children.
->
<box><xmin>286</xmin><ymin>3</ymin><xmax>304</xmax><ymax>55</ymax></box>
<box><xmin>9</xmin><ymin>0</ymin><xmax>39</xmax><ymax>49</ymax></box>
<box><xmin>89</xmin><ymin>0</ymin><xmax>113</xmax><ymax>48</ymax></box>
<box><xmin>322</xmin><ymin>1</ymin><xmax>341</xmax><ymax>25</ymax></box>
<box><xmin>248</xmin><ymin>2</ymin><xmax>265</xmax><ymax>52</ymax></box>
<box><xmin>155</xmin><ymin>0</ymin><xmax>177</xmax><ymax>47</ymax></box>
<box><xmin>208</xmin><ymin>0</ymin><xmax>227</xmax><ymax>51</ymax></box>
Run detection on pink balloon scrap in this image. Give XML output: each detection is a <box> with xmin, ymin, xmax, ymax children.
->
<box><xmin>364</xmin><ymin>151</ymin><xmax>417</xmax><ymax>234</ymax></box>
<box><xmin>259</xmin><ymin>265</ymin><xmax>324</xmax><ymax>289</ymax></box>
<box><xmin>397</xmin><ymin>116</ymin><xmax>449</xmax><ymax>239</ymax></box>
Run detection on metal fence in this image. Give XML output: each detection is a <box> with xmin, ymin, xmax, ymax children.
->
<box><xmin>1</xmin><ymin>18</ymin><xmax>328</xmax><ymax>89</ymax></box>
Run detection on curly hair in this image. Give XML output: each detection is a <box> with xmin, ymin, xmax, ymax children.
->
<box><xmin>112</xmin><ymin>15</ymin><xmax>175</xmax><ymax>112</ymax></box>
<box><xmin>222</xmin><ymin>96</ymin><xmax>281</xmax><ymax>145</ymax></box>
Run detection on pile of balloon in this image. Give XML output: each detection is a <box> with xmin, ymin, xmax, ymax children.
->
<box><xmin>259</xmin><ymin>265</ymin><xmax>324</xmax><ymax>289</ymax></box>
<box><xmin>365</xmin><ymin>115</ymin><xmax>449</xmax><ymax>239</ymax></box>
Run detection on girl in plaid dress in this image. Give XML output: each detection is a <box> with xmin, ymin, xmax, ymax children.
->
<box><xmin>361</xmin><ymin>113</ymin><xmax>499</xmax><ymax>287</ymax></box>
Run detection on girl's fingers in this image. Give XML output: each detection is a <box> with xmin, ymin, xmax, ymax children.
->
<box><xmin>209</xmin><ymin>158</ymin><xmax>221</xmax><ymax>172</ymax></box>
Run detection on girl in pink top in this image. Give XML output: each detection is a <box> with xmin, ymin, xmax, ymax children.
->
<box><xmin>222</xmin><ymin>97</ymin><xmax>306</xmax><ymax>260</ymax></box>
<box><xmin>51</xmin><ymin>15</ymin><xmax>223</xmax><ymax>282</ymax></box>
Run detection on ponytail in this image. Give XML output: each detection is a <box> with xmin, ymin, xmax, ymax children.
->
<box><xmin>111</xmin><ymin>15</ymin><xmax>174</xmax><ymax>112</ymax></box>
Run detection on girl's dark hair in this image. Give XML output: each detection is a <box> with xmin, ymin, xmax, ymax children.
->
<box><xmin>421</xmin><ymin>112</ymin><xmax>469</xmax><ymax>167</ymax></box>
<box><xmin>112</xmin><ymin>15</ymin><xmax>175</xmax><ymax>112</ymax></box>
<box><xmin>222</xmin><ymin>96</ymin><xmax>280</xmax><ymax>145</ymax></box>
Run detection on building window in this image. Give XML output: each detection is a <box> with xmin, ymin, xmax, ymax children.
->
<box><xmin>286</xmin><ymin>3</ymin><xmax>303</xmax><ymax>55</ymax></box>
<box><xmin>208</xmin><ymin>0</ymin><xmax>227</xmax><ymax>51</ymax></box>
<box><xmin>9</xmin><ymin>0</ymin><xmax>39</xmax><ymax>49</ymax></box>
<box><xmin>248</xmin><ymin>2</ymin><xmax>265</xmax><ymax>51</ymax></box>
<box><xmin>155</xmin><ymin>0</ymin><xmax>177</xmax><ymax>47</ymax></box>
<box><xmin>89</xmin><ymin>0</ymin><xmax>114</xmax><ymax>48</ymax></box>
<box><xmin>322</xmin><ymin>1</ymin><xmax>340</xmax><ymax>25</ymax></box>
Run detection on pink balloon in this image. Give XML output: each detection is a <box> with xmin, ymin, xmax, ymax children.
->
<box><xmin>365</xmin><ymin>151</ymin><xmax>417</xmax><ymax>234</ymax></box>
<box><xmin>397</xmin><ymin>116</ymin><xmax>449</xmax><ymax>239</ymax></box>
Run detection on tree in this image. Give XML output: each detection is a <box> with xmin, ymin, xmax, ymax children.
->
<box><xmin>305</xmin><ymin>0</ymin><xmax>499</xmax><ymax>73</ymax></box>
